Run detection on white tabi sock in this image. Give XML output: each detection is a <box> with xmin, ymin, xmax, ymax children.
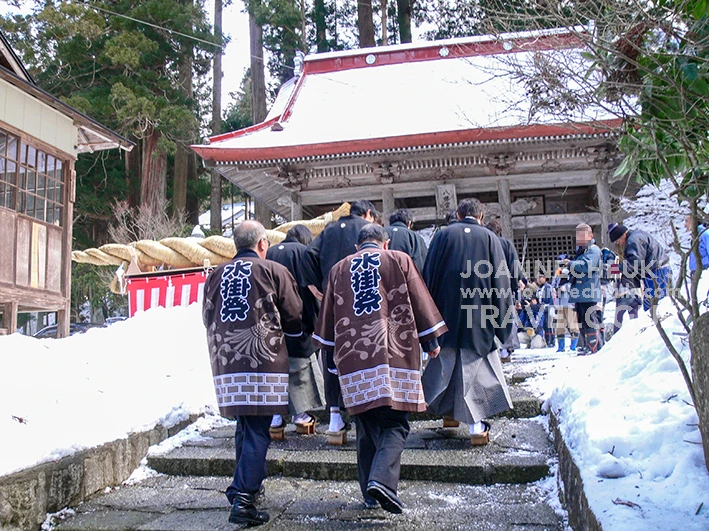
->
<box><xmin>270</xmin><ymin>414</ymin><xmax>283</xmax><ymax>428</ymax></box>
<box><xmin>329</xmin><ymin>409</ymin><xmax>345</xmax><ymax>432</ymax></box>
<box><xmin>293</xmin><ymin>412</ymin><xmax>311</xmax><ymax>425</ymax></box>
<box><xmin>500</xmin><ymin>349</ymin><xmax>509</xmax><ymax>359</ymax></box>
<box><xmin>469</xmin><ymin>421</ymin><xmax>487</xmax><ymax>435</ymax></box>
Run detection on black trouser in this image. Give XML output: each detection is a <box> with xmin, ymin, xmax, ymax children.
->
<box><xmin>575</xmin><ymin>302</ymin><xmax>601</xmax><ymax>353</ymax></box>
<box><xmin>613</xmin><ymin>298</ymin><xmax>640</xmax><ymax>334</ymax></box>
<box><xmin>226</xmin><ymin>415</ymin><xmax>272</xmax><ymax>505</ymax></box>
<box><xmin>354</xmin><ymin>407</ymin><xmax>410</xmax><ymax>500</ymax></box>
<box><xmin>322</xmin><ymin>352</ymin><xmax>344</xmax><ymax>410</ymax></box>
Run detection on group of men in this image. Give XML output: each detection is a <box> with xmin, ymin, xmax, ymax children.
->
<box><xmin>202</xmin><ymin>198</ymin><xmax>519</xmax><ymax>525</ymax></box>
<box><xmin>513</xmin><ymin>220</ymin><xmax>677</xmax><ymax>356</ymax></box>
<box><xmin>201</xmin><ymin>198</ymin><xmax>695</xmax><ymax>526</ymax></box>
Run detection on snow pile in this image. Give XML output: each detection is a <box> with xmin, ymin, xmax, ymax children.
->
<box><xmin>0</xmin><ymin>304</ymin><xmax>218</xmax><ymax>477</ymax></box>
<box><xmin>547</xmin><ymin>291</ymin><xmax>709</xmax><ymax>529</ymax></box>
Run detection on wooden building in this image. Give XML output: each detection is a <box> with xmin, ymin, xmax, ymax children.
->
<box><xmin>0</xmin><ymin>33</ymin><xmax>132</xmax><ymax>337</ymax></box>
<box><xmin>193</xmin><ymin>27</ymin><xmax>627</xmax><ymax>267</ymax></box>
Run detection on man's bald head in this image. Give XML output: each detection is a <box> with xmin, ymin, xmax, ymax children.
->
<box><xmin>234</xmin><ymin>220</ymin><xmax>267</xmax><ymax>252</ymax></box>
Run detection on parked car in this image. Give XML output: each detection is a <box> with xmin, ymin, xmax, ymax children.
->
<box><xmin>33</xmin><ymin>323</ymin><xmax>105</xmax><ymax>339</ymax></box>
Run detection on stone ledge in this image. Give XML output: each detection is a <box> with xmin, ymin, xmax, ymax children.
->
<box><xmin>550</xmin><ymin>411</ymin><xmax>603</xmax><ymax>531</ymax></box>
<box><xmin>0</xmin><ymin>415</ymin><xmax>199</xmax><ymax>531</ymax></box>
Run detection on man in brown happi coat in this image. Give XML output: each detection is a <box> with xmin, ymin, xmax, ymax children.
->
<box><xmin>314</xmin><ymin>224</ymin><xmax>447</xmax><ymax>514</ymax></box>
<box><xmin>203</xmin><ymin>221</ymin><xmax>303</xmax><ymax>526</ymax></box>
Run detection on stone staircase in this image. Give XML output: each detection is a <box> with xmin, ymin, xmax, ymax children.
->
<box><xmin>52</xmin><ymin>378</ymin><xmax>567</xmax><ymax>530</ymax></box>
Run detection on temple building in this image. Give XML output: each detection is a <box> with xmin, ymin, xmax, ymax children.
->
<box><xmin>192</xmin><ymin>26</ymin><xmax>630</xmax><ymax>266</ymax></box>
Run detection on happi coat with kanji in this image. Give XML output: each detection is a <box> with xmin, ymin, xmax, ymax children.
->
<box><xmin>313</xmin><ymin>244</ymin><xmax>447</xmax><ymax>415</ymax></box>
<box><xmin>202</xmin><ymin>248</ymin><xmax>303</xmax><ymax>417</ymax></box>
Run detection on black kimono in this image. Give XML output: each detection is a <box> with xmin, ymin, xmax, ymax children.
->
<box><xmin>421</xmin><ymin>218</ymin><xmax>514</xmax><ymax>424</ymax></box>
<box><xmin>267</xmin><ymin>238</ymin><xmax>325</xmax><ymax>414</ymax></box>
<box><xmin>304</xmin><ymin>215</ymin><xmax>369</xmax><ymax>291</ymax></box>
<box><xmin>498</xmin><ymin>236</ymin><xmax>522</xmax><ymax>351</ymax></box>
<box><xmin>385</xmin><ymin>221</ymin><xmax>428</xmax><ymax>272</ymax></box>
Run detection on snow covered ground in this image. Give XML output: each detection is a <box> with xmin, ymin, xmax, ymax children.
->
<box><xmin>0</xmin><ymin>305</ymin><xmax>219</xmax><ymax>477</ymax></box>
<box><xmin>513</xmin><ymin>291</ymin><xmax>709</xmax><ymax>530</ymax></box>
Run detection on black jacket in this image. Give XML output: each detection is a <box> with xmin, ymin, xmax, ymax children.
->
<box><xmin>623</xmin><ymin>229</ymin><xmax>670</xmax><ymax>279</ymax></box>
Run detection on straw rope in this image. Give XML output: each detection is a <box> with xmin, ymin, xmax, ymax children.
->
<box><xmin>71</xmin><ymin>203</ymin><xmax>350</xmax><ymax>269</ymax></box>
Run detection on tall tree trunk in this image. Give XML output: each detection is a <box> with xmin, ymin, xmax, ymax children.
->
<box><xmin>173</xmin><ymin>10</ymin><xmax>194</xmax><ymax>218</ymax></box>
<box><xmin>249</xmin><ymin>2</ymin><xmax>269</xmax><ymax>227</ymax></box>
<box><xmin>125</xmin><ymin>141</ymin><xmax>142</xmax><ymax>208</ymax></box>
<box><xmin>358</xmin><ymin>0</ymin><xmax>376</xmax><ymax>48</ymax></box>
<box><xmin>186</xmin><ymin>151</ymin><xmax>199</xmax><ymax>225</ymax></box>
<box><xmin>249</xmin><ymin>7</ymin><xmax>267</xmax><ymax>123</ymax></box>
<box><xmin>210</xmin><ymin>0</ymin><xmax>224</xmax><ymax>233</ymax></box>
<box><xmin>141</xmin><ymin>126</ymin><xmax>167</xmax><ymax>216</ymax></box>
<box><xmin>381</xmin><ymin>0</ymin><xmax>388</xmax><ymax>45</ymax></box>
<box><xmin>396</xmin><ymin>0</ymin><xmax>412</xmax><ymax>43</ymax></box>
<box><xmin>314</xmin><ymin>0</ymin><xmax>328</xmax><ymax>52</ymax></box>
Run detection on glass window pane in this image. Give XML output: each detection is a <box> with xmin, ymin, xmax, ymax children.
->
<box><xmin>0</xmin><ymin>132</ymin><xmax>6</xmax><ymax>158</ymax></box>
<box><xmin>47</xmin><ymin>179</ymin><xmax>55</xmax><ymax>202</ymax></box>
<box><xmin>25</xmin><ymin>194</ymin><xmax>34</xmax><ymax>216</ymax></box>
<box><xmin>18</xmin><ymin>191</ymin><xmax>25</xmax><ymax>213</ymax></box>
<box><xmin>17</xmin><ymin>165</ymin><xmax>25</xmax><ymax>188</ymax></box>
<box><xmin>46</xmin><ymin>155</ymin><xmax>54</xmax><ymax>179</ymax></box>
<box><xmin>26</xmin><ymin>171</ymin><xmax>36</xmax><ymax>193</ymax></box>
<box><xmin>7</xmin><ymin>137</ymin><xmax>17</xmax><ymax>161</ymax></box>
<box><xmin>7</xmin><ymin>186</ymin><xmax>15</xmax><ymax>210</ymax></box>
<box><xmin>0</xmin><ymin>157</ymin><xmax>5</xmax><ymax>179</ymax></box>
<box><xmin>37</xmin><ymin>151</ymin><xmax>46</xmax><ymax>173</ymax></box>
<box><xmin>37</xmin><ymin>174</ymin><xmax>45</xmax><ymax>198</ymax></box>
<box><xmin>6</xmin><ymin>161</ymin><xmax>16</xmax><ymax>185</ymax></box>
<box><xmin>54</xmin><ymin>206</ymin><xmax>62</xmax><ymax>225</ymax></box>
<box><xmin>46</xmin><ymin>204</ymin><xmax>54</xmax><ymax>224</ymax></box>
<box><xmin>55</xmin><ymin>159</ymin><xmax>63</xmax><ymax>182</ymax></box>
<box><xmin>0</xmin><ymin>181</ymin><xmax>4</xmax><ymax>206</ymax></box>
<box><xmin>27</xmin><ymin>146</ymin><xmax>36</xmax><ymax>169</ymax></box>
<box><xmin>58</xmin><ymin>182</ymin><xmax>64</xmax><ymax>205</ymax></box>
<box><xmin>19</xmin><ymin>143</ymin><xmax>27</xmax><ymax>164</ymax></box>
<box><xmin>35</xmin><ymin>198</ymin><xmax>44</xmax><ymax>222</ymax></box>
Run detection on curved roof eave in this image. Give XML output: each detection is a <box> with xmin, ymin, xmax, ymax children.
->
<box><xmin>193</xmin><ymin>119</ymin><xmax>623</xmax><ymax>167</ymax></box>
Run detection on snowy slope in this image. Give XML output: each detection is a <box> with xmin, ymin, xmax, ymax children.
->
<box><xmin>0</xmin><ymin>305</ymin><xmax>218</xmax><ymax>477</ymax></box>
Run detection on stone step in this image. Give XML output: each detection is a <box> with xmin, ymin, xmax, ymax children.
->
<box><xmin>148</xmin><ymin>417</ymin><xmax>552</xmax><ymax>486</ymax></box>
<box><xmin>54</xmin><ymin>475</ymin><xmax>565</xmax><ymax>531</ymax></box>
<box><xmin>305</xmin><ymin>385</ymin><xmax>541</xmax><ymax>423</ymax></box>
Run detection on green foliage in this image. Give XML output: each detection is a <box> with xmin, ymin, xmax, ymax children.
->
<box><xmin>70</xmin><ymin>263</ymin><xmax>127</xmax><ymax>321</ymax></box>
<box><xmin>223</xmin><ymin>70</ymin><xmax>255</xmax><ymax>132</ymax></box>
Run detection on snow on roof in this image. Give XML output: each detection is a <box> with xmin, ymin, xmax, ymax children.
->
<box><xmin>195</xmin><ymin>25</ymin><xmax>619</xmax><ymax>163</ymax></box>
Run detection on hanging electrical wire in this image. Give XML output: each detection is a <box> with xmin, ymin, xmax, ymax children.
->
<box><xmin>80</xmin><ymin>1</ymin><xmax>223</xmax><ymax>49</ymax></box>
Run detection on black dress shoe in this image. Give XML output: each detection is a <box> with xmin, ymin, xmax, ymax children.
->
<box><xmin>228</xmin><ymin>492</ymin><xmax>269</xmax><ymax>526</ymax></box>
<box><xmin>363</xmin><ymin>496</ymin><xmax>379</xmax><ymax>509</ymax></box>
<box><xmin>366</xmin><ymin>480</ymin><xmax>404</xmax><ymax>514</ymax></box>
<box><xmin>254</xmin><ymin>484</ymin><xmax>265</xmax><ymax>504</ymax></box>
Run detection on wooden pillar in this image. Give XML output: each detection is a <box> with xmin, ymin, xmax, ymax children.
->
<box><xmin>497</xmin><ymin>179</ymin><xmax>514</xmax><ymax>241</ymax></box>
<box><xmin>2</xmin><ymin>302</ymin><xmax>18</xmax><ymax>334</ymax></box>
<box><xmin>382</xmin><ymin>188</ymin><xmax>395</xmax><ymax>226</ymax></box>
<box><xmin>290</xmin><ymin>193</ymin><xmax>303</xmax><ymax>221</ymax></box>
<box><xmin>255</xmin><ymin>201</ymin><xmax>273</xmax><ymax>229</ymax></box>
<box><xmin>59</xmin><ymin>165</ymin><xmax>75</xmax><ymax>339</ymax></box>
<box><xmin>596</xmin><ymin>171</ymin><xmax>612</xmax><ymax>248</ymax></box>
<box><xmin>57</xmin><ymin>302</ymin><xmax>70</xmax><ymax>339</ymax></box>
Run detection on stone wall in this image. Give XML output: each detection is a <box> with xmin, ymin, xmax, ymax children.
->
<box><xmin>550</xmin><ymin>411</ymin><xmax>604</xmax><ymax>531</ymax></box>
<box><xmin>0</xmin><ymin>416</ymin><xmax>198</xmax><ymax>531</ymax></box>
